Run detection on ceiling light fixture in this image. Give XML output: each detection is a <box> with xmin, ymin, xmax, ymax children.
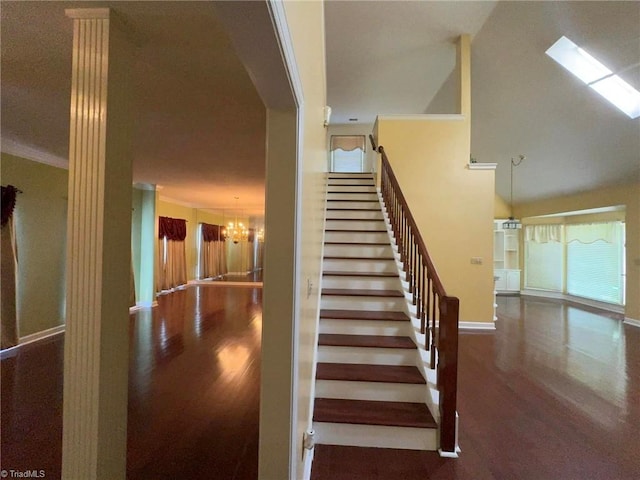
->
<box><xmin>224</xmin><ymin>196</ymin><xmax>248</xmax><ymax>244</ymax></box>
<box><xmin>546</xmin><ymin>36</ymin><xmax>640</xmax><ymax>119</ymax></box>
<box><xmin>503</xmin><ymin>155</ymin><xmax>525</xmax><ymax>230</ymax></box>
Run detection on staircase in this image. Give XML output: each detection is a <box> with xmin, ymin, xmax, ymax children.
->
<box><xmin>312</xmin><ymin>172</ymin><xmax>439</xmax><ymax>451</ymax></box>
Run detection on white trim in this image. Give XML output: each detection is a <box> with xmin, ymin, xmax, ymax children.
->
<box><xmin>302</xmin><ymin>445</ymin><xmax>314</xmax><ymax>480</ymax></box>
<box><xmin>65</xmin><ymin>8</ymin><xmax>111</xmax><ymax>19</ymax></box>
<box><xmin>438</xmin><ymin>449</ymin><xmax>460</xmax><ymax>458</ymax></box>
<box><xmin>521</xmin><ymin>289</ymin><xmax>625</xmax><ymax>314</ymax></box>
<box><xmin>191</xmin><ymin>280</ymin><xmax>263</xmax><ymax>288</ymax></box>
<box><xmin>1</xmin><ymin>137</ymin><xmax>68</xmax><ymax>169</ymax></box>
<box><xmin>376</xmin><ymin>114</ymin><xmax>465</xmax><ymax>122</ymax></box>
<box><xmin>267</xmin><ymin>2</ymin><xmax>306</xmax><ymax>477</ymax></box>
<box><xmin>624</xmin><ymin>317</ymin><xmax>640</xmax><ymax>328</ymax></box>
<box><xmin>467</xmin><ymin>163</ymin><xmax>497</xmax><ymax>170</ymax></box>
<box><xmin>129</xmin><ymin>300</ymin><xmax>158</xmax><ymax>312</ymax></box>
<box><xmin>1</xmin><ymin>324</ymin><xmax>66</xmax><ymax>359</ymax></box>
<box><xmin>459</xmin><ymin>321</ymin><xmax>496</xmax><ymax>331</ymax></box>
<box><xmin>157</xmin><ymin>194</ymin><xmax>199</xmax><ymax>209</ymax></box>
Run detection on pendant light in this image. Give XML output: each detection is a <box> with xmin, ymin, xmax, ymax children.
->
<box><xmin>502</xmin><ymin>155</ymin><xmax>525</xmax><ymax>230</ymax></box>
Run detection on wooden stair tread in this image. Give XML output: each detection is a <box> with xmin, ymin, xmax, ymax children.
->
<box><xmin>316</xmin><ymin>363</ymin><xmax>426</xmax><ymax>384</ymax></box>
<box><xmin>322</xmin><ymin>270</ymin><xmax>398</xmax><ymax>278</ymax></box>
<box><xmin>322</xmin><ymin>288</ymin><xmax>404</xmax><ymax>297</ymax></box>
<box><xmin>326</xmin><ymin>218</ymin><xmax>384</xmax><ymax>221</ymax></box>
<box><xmin>320</xmin><ymin>309</ymin><xmax>409</xmax><ymax>322</ymax></box>
<box><xmin>318</xmin><ymin>334</ymin><xmax>415</xmax><ymax>349</ymax></box>
<box><xmin>313</xmin><ymin>398</ymin><xmax>436</xmax><ymax>428</ymax></box>
<box><xmin>323</xmin><ymin>256</ymin><xmax>395</xmax><ymax>261</ymax></box>
<box><xmin>325</xmin><ymin>229</ymin><xmax>387</xmax><ymax>233</ymax></box>
<box><xmin>327</xmin><ymin>208</ymin><xmax>381</xmax><ymax>211</ymax></box>
<box><xmin>328</xmin><ymin>183</ymin><xmax>375</xmax><ymax>187</ymax></box>
<box><xmin>328</xmin><ymin>191</ymin><xmax>377</xmax><ymax>194</ymax></box>
<box><xmin>324</xmin><ymin>241</ymin><xmax>389</xmax><ymax>245</ymax></box>
<box><xmin>327</xmin><ymin>199</ymin><xmax>380</xmax><ymax>203</ymax></box>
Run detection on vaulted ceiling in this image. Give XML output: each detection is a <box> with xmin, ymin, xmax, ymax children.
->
<box><xmin>2</xmin><ymin>1</ymin><xmax>639</xmax><ymax>211</ymax></box>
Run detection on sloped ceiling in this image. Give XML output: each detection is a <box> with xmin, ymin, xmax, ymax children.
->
<box><xmin>3</xmin><ymin>1</ymin><xmax>639</xmax><ymax>210</ymax></box>
<box><xmin>325</xmin><ymin>0</ymin><xmax>640</xmax><ymax>204</ymax></box>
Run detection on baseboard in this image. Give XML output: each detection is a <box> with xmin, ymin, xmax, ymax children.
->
<box><xmin>459</xmin><ymin>321</ymin><xmax>496</xmax><ymax>331</ymax></box>
<box><xmin>1</xmin><ymin>324</ymin><xmax>65</xmax><ymax>359</ymax></box>
<box><xmin>624</xmin><ymin>317</ymin><xmax>640</xmax><ymax>328</ymax></box>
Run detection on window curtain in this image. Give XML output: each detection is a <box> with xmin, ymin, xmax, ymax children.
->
<box><xmin>525</xmin><ymin>224</ymin><xmax>562</xmax><ymax>243</ymax></box>
<box><xmin>200</xmin><ymin>223</ymin><xmax>227</xmax><ymax>279</ymax></box>
<box><xmin>157</xmin><ymin>216</ymin><xmax>188</xmax><ymax>291</ymax></box>
<box><xmin>330</xmin><ymin>135</ymin><xmax>365</xmax><ymax>152</ymax></box>
<box><xmin>1</xmin><ymin>185</ymin><xmax>19</xmax><ymax>349</ymax></box>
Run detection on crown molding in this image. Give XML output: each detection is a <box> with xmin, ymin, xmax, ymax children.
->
<box><xmin>1</xmin><ymin>137</ymin><xmax>69</xmax><ymax>169</ymax></box>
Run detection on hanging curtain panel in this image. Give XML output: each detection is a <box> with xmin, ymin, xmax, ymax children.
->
<box><xmin>157</xmin><ymin>216</ymin><xmax>188</xmax><ymax>291</ymax></box>
<box><xmin>1</xmin><ymin>185</ymin><xmax>19</xmax><ymax>349</ymax></box>
<box><xmin>200</xmin><ymin>223</ymin><xmax>227</xmax><ymax>279</ymax></box>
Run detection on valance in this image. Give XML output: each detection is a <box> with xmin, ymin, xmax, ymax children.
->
<box><xmin>566</xmin><ymin>222</ymin><xmax>620</xmax><ymax>244</ymax></box>
<box><xmin>201</xmin><ymin>223</ymin><xmax>225</xmax><ymax>242</ymax></box>
<box><xmin>158</xmin><ymin>216</ymin><xmax>187</xmax><ymax>241</ymax></box>
<box><xmin>1</xmin><ymin>185</ymin><xmax>18</xmax><ymax>227</ymax></box>
<box><xmin>330</xmin><ymin>135</ymin><xmax>365</xmax><ymax>152</ymax></box>
<box><xmin>525</xmin><ymin>224</ymin><xmax>562</xmax><ymax>243</ymax></box>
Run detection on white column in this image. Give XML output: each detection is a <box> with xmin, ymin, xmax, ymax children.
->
<box><xmin>62</xmin><ymin>8</ymin><xmax>133</xmax><ymax>479</ymax></box>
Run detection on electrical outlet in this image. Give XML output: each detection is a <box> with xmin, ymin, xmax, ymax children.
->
<box><xmin>470</xmin><ymin>257</ymin><xmax>483</xmax><ymax>265</ymax></box>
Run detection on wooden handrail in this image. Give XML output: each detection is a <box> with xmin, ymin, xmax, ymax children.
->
<box><xmin>370</xmin><ymin>134</ymin><xmax>459</xmax><ymax>456</ymax></box>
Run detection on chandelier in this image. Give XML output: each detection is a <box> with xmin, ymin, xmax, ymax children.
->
<box><xmin>224</xmin><ymin>197</ymin><xmax>249</xmax><ymax>244</ymax></box>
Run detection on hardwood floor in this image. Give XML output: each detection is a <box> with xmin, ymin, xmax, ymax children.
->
<box><xmin>1</xmin><ymin>286</ymin><xmax>262</xmax><ymax>480</ymax></box>
<box><xmin>2</xmin><ymin>293</ymin><xmax>639</xmax><ymax>479</ymax></box>
<box><xmin>311</xmin><ymin>296</ymin><xmax>640</xmax><ymax>480</ymax></box>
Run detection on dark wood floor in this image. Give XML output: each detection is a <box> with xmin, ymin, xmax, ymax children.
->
<box><xmin>1</xmin><ymin>286</ymin><xmax>262</xmax><ymax>480</ymax></box>
<box><xmin>311</xmin><ymin>296</ymin><xmax>640</xmax><ymax>480</ymax></box>
<box><xmin>2</xmin><ymin>293</ymin><xmax>639</xmax><ymax>479</ymax></box>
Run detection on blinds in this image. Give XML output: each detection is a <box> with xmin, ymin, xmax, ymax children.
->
<box><xmin>525</xmin><ymin>235</ymin><xmax>563</xmax><ymax>291</ymax></box>
<box><xmin>524</xmin><ymin>221</ymin><xmax>625</xmax><ymax>305</ymax></box>
<box><xmin>566</xmin><ymin>223</ymin><xmax>624</xmax><ymax>304</ymax></box>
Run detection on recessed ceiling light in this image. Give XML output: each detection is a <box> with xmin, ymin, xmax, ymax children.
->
<box><xmin>546</xmin><ymin>36</ymin><xmax>640</xmax><ymax>119</ymax></box>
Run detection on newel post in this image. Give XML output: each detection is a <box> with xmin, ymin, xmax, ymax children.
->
<box><xmin>438</xmin><ymin>296</ymin><xmax>459</xmax><ymax>456</ymax></box>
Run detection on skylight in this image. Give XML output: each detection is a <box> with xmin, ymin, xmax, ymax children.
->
<box><xmin>546</xmin><ymin>36</ymin><xmax>640</xmax><ymax>119</ymax></box>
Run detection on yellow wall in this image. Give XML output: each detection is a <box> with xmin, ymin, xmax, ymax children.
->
<box><xmin>1</xmin><ymin>153</ymin><xmax>68</xmax><ymax>337</ymax></box>
<box><xmin>259</xmin><ymin>2</ymin><xmax>327</xmax><ymax>478</ymax></box>
<box><xmin>376</xmin><ymin>119</ymin><xmax>495</xmax><ymax>323</ymax></box>
<box><xmin>283</xmin><ymin>1</ymin><xmax>328</xmax><ymax>476</ymax></box>
<box><xmin>374</xmin><ymin>36</ymin><xmax>495</xmax><ymax>324</ymax></box>
<box><xmin>515</xmin><ymin>182</ymin><xmax>640</xmax><ymax>321</ymax></box>
<box><xmin>494</xmin><ymin>193</ymin><xmax>511</xmax><ymax>219</ymax></box>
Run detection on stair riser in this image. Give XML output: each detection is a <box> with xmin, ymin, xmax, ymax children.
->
<box><xmin>321</xmin><ymin>277</ymin><xmax>400</xmax><ymax>290</ymax></box>
<box><xmin>326</xmin><ymin>201</ymin><xmax>381</xmax><ymax>210</ymax></box>
<box><xmin>328</xmin><ymin>185</ymin><xmax>377</xmax><ymax>193</ymax></box>
<box><xmin>324</xmin><ymin>232</ymin><xmax>391</xmax><ymax>243</ymax></box>
<box><xmin>315</xmin><ymin>380</ymin><xmax>425</xmax><ymax>403</ymax></box>
<box><xmin>313</xmin><ymin>422</ymin><xmax>437</xmax><ymax>450</ymax></box>
<box><xmin>320</xmin><ymin>297</ymin><xmax>406</xmax><ymax>311</ymax></box>
<box><xmin>326</xmin><ymin>210</ymin><xmax>383</xmax><ymax>220</ymax></box>
<box><xmin>325</xmin><ymin>219</ymin><xmax>386</xmax><ymax>231</ymax></box>
<box><xmin>328</xmin><ymin>173</ymin><xmax>374</xmax><ymax>179</ymax></box>
<box><xmin>322</xmin><ymin>258</ymin><xmax>396</xmax><ymax>273</ymax></box>
<box><xmin>323</xmin><ymin>244</ymin><xmax>393</xmax><ymax>257</ymax></box>
<box><xmin>328</xmin><ymin>178</ymin><xmax>375</xmax><ymax>185</ymax></box>
<box><xmin>327</xmin><ymin>193</ymin><xmax>379</xmax><ymax>201</ymax></box>
<box><xmin>319</xmin><ymin>318</ymin><xmax>411</xmax><ymax>336</ymax></box>
<box><xmin>318</xmin><ymin>346</ymin><xmax>417</xmax><ymax>366</ymax></box>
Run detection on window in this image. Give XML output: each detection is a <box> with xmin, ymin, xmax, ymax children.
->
<box><xmin>524</xmin><ymin>221</ymin><xmax>625</xmax><ymax>306</ymax></box>
<box><xmin>566</xmin><ymin>222</ymin><xmax>625</xmax><ymax>304</ymax></box>
<box><xmin>330</xmin><ymin>135</ymin><xmax>365</xmax><ymax>172</ymax></box>
<box><xmin>546</xmin><ymin>36</ymin><xmax>640</xmax><ymax>119</ymax></box>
